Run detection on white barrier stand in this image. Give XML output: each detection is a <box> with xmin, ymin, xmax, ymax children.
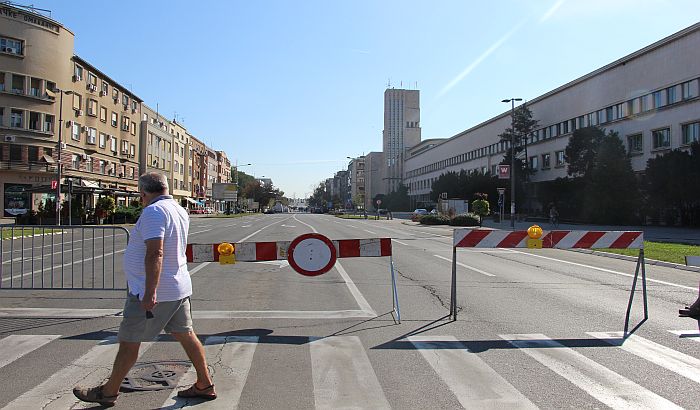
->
<box><xmin>450</xmin><ymin>228</ymin><xmax>646</xmax><ymax>336</ymax></box>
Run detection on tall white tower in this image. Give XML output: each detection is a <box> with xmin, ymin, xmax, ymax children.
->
<box><xmin>382</xmin><ymin>88</ymin><xmax>420</xmax><ymax>193</ymax></box>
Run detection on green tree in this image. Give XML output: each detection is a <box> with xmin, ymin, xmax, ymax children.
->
<box><xmin>383</xmin><ymin>184</ymin><xmax>411</xmax><ymax>211</ymax></box>
<box><xmin>471</xmin><ymin>193</ymin><xmax>490</xmax><ymax>226</ymax></box>
<box><xmin>582</xmin><ymin>131</ymin><xmax>640</xmax><ymax>224</ymax></box>
<box><xmin>564</xmin><ymin>126</ymin><xmax>606</xmax><ymax>177</ymax></box>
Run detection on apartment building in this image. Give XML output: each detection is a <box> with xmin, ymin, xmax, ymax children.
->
<box><xmin>405</xmin><ymin>23</ymin><xmax>700</xmax><ymax>211</ymax></box>
<box><xmin>189</xmin><ymin>134</ymin><xmax>207</xmax><ymax>203</ymax></box>
<box><xmin>169</xmin><ymin>120</ymin><xmax>190</xmax><ymax>203</ymax></box>
<box><xmin>347</xmin><ymin>156</ymin><xmax>365</xmax><ymax>209</ymax></box>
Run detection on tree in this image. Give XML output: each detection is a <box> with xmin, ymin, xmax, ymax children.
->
<box><xmin>242</xmin><ymin>180</ymin><xmax>282</xmax><ymax>209</ymax></box>
<box><xmin>309</xmin><ymin>182</ymin><xmax>330</xmax><ymax>209</ymax></box>
<box><xmin>382</xmin><ymin>184</ymin><xmax>411</xmax><ymax>211</ymax></box>
<box><xmin>564</xmin><ymin>126</ymin><xmax>606</xmax><ymax>177</ymax></box>
<box><xmin>471</xmin><ymin>193</ymin><xmax>490</xmax><ymax>226</ymax></box>
<box><xmin>580</xmin><ymin>130</ymin><xmax>640</xmax><ymax>224</ymax></box>
<box><xmin>499</xmin><ymin>104</ymin><xmax>539</xmax><ymax>212</ymax></box>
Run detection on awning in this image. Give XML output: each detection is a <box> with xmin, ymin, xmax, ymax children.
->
<box><xmin>185</xmin><ymin>197</ymin><xmax>197</xmax><ymax>204</ymax></box>
<box><xmin>40</xmin><ymin>154</ymin><xmax>55</xmax><ymax>164</ymax></box>
<box><xmin>81</xmin><ymin>180</ymin><xmax>100</xmax><ymax>188</ymax></box>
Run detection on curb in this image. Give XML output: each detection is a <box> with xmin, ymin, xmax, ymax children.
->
<box><xmin>571</xmin><ymin>249</ymin><xmax>700</xmax><ymax>273</ymax></box>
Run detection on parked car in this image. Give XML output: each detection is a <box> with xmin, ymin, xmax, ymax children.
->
<box><xmin>412</xmin><ymin>208</ymin><xmax>428</xmax><ymax>221</ymax></box>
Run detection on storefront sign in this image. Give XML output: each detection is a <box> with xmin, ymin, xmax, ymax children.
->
<box><xmin>4</xmin><ymin>184</ymin><xmax>32</xmax><ymax>217</ymax></box>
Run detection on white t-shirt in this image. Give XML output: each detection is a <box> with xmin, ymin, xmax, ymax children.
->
<box><xmin>124</xmin><ymin>195</ymin><xmax>192</xmax><ymax>301</ymax></box>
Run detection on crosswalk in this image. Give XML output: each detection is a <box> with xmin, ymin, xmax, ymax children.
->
<box><xmin>0</xmin><ymin>330</ymin><xmax>699</xmax><ymax>409</ymax></box>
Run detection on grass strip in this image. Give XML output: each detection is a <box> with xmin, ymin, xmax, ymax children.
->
<box><xmin>1</xmin><ymin>227</ymin><xmax>60</xmax><ymax>240</ymax></box>
<box><xmin>595</xmin><ymin>241</ymin><xmax>700</xmax><ymax>265</ymax></box>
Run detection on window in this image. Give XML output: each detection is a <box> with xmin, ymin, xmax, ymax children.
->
<box><xmin>30</xmin><ymin>77</ymin><xmax>41</xmax><ymax>97</ymax></box>
<box><xmin>71</xmin><ymin>154</ymin><xmax>80</xmax><ymax>169</ymax></box>
<box><xmin>110</xmin><ymin>136</ymin><xmax>117</xmax><ymax>152</ymax></box>
<box><xmin>130</xmin><ymin>121</ymin><xmax>136</xmax><ymax>135</ymax></box>
<box><xmin>74</xmin><ymin>64</ymin><xmax>83</xmax><ymax>81</ymax></box>
<box><xmin>652</xmin><ymin>128</ymin><xmax>670</xmax><ymax>149</ymax></box>
<box><xmin>121</xmin><ymin>116</ymin><xmax>129</xmax><ymax>131</ymax></box>
<box><xmin>605</xmin><ymin>107</ymin><xmax>614</xmax><ymax>122</ymax></box>
<box><xmin>71</xmin><ymin>122</ymin><xmax>80</xmax><ymax>141</ymax></box>
<box><xmin>99</xmin><ymin>160</ymin><xmax>106</xmax><ymax>174</ymax></box>
<box><xmin>130</xmin><ymin>144</ymin><xmax>135</xmax><ymax>157</ymax></box>
<box><xmin>85</xmin><ymin>156</ymin><xmax>92</xmax><ymax>172</ymax></box>
<box><xmin>72</xmin><ymin>93</ymin><xmax>82</xmax><ymax>111</ymax></box>
<box><xmin>111</xmin><ymin>112</ymin><xmax>118</xmax><ymax>127</ymax></box>
<box><xmin>682</xmin><ymin>80</ymin><xmax>696</xmax><ymax>100</ymax></box>
<box><xmin>11</xmin><ymin>109</ymin><xmax>23</xmax><ymax>128</ymax></box>
<box><xmin>1</xmin><ymin>36</ymin><xmax>23</xmax><ymax>55</ymax></box>
<box><xmin>86</xmin><ymin>127</ymin><xmax>96</xmax><ymax>144</ymax></box>
<box><xmin>99</xmin><ymin>133</ymin><xmax>107</xmax><ymax>148</ymax></box>
<box><xmin>45</xmin><ymin>81</ymin><xmax>55</xmax><ymax>98</ymax></box>
<box><xmin>122</xmin><ymin>94</ymin><xmax>129</xmax><ymax>106</ymax></box>
<box><xmin>529</xmin><ymin>156</ymin><xmax>538</xmax><ymax>171</ymax></box>
<box><xmin>627</xmin><ymin>133</ymin><xmax>643</xmax><ymax>153</ymax></box>
<box><xmin>87</xmin><ymin>99</ymin><xmax>98</xmax><ymax>116</ymax></box>
<box><xmin>28</xmin><ymin>111</ymin><xmax>40</xmax><ymax>130</ymax></box>
<box><xmin>652</xmin><ymin>91</ymin><xmax>663</xmax><ymax>108</ymax></box>
<box><xmin>0</xmin><ymin>72</ymin><xmax>4</xmax><ymax>91</ymax></box>
<box><xmin>112</xmin><ymin>88</ymin><xmax>119</xmax><ymax>100</ymax></box>
<box><xmin>101</xmin><ymin>81</ymin><xmax>109</xmax><ymax>95</ymax></box>
<box><xmin>121</xmin><ymin>140</ymin><xmax>129</xmax><ymax>154</ymax></box>
<box><xmin>28</xmin><ymin>146</ymin><xmax>38</xmax><ymax>162</ymax></box>
<box><xmin>641</xmin><ymin>96</ymin><xmax>649</xmax><ymax>112</ymax></box>
<box><xmin>10</xmin><ymin>144</ymin><xmax>21</xmax><ymax>161</ymax></box>
<box><xmin>11</xmin><ymin>73</ymin><xmax>25</xmax><ymax>93</ymax></box>
<box><xmin>100</xmin><ymin>106</ymin><xmax>107</xmax><ymax>122</ymax></box>
<box><xmin>541</xmin><ymin>153</ymin><xmax>551</xmax><ymax>169</ymax></box>
<box><xmin>682</xmin><ymin>121</ymin><xmax>700</xmax><ymax>145</ymax></box>
<box><xmin>44</xmin><ymin>114</ymin><xmax>54</xmax><ymax>133</ymax></box>
<box><xmin>555</xmin><ymin>150</ymin><xmax>565</xmax><ymax>167</ymax></box>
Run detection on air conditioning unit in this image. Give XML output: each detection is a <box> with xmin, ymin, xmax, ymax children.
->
<box><xmin>99</xmin><ymin>90</ymin><xmax>106</xmax><ymax>96</ymax></box>
<box><xmin>87</xmin><ymin>84</ymin><xmax>96</xmax><ymax>92</ymax></box>
<box><xmin>60</xmin><ymin>142</ymin><xmax>66</xmax><ymax>149</ymax></box>
<box><xmin>123</xmin><ymin>105</ymin><xmax>129</xmax><ymax>111</ymax></box>
<box><xmin>81</xmin><ymin>125</ymin><xmax>87</xmax><ymax>132</ymax></box>
<box><xmin>4</xmin><ymin>135</ymin><xmax>16</xmax><ymax>142</ymax></box>
<box><xmin>131</xmin><ymin>107</ymin><xmax>137</xmax><ymax>113</ymax></box>
<box><xmin>66</xmin><ymin>120</ymin><xmax>74</xmax><ymax>128</ymax></box>
<box><xmin>81</xmin><ymin>154</ymin><xmax>88</xmax><ymax>160</ymax></box>
<box><xmin>72</xmin><ymin>74</ymin><xmax>80</xmax><ymax>82</ymax></box>
<box><xmin>76</xmin><ymin>109</ymin><xmax>83</xmax><ymax>116</ymax></box>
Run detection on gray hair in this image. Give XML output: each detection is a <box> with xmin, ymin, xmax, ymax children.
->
<box><xmin>139</xmin><ymin>172</ymin><xmax>169</xmax><ymax>194</ymax></box>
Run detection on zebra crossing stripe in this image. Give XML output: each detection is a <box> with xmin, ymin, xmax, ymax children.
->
<box><xmin>407</xmin><ymin>336</ymin><xmax>537</xmax><ymax>409</ymax></box>
<box><xmin>160</xmin><ymin>336</ymin><xmax>259</xmax><ymax>408</ymax></box>
<box><xmin>0</xmin><ymin>334</ymin><xmax>60</xmax><ymax>369</ymax></box>
<box><xmin>310</xmin><ymin>336</ymin><xmax>391</xmax><ymax>409</ymax></box>
<box><xmin>500</xmin><ymin>334</ymin><xmax>681</xmax><ymax>409</ymax></box>
<box><xmin>588</xmin><ymin>332</ymin><xmax>700</xmax><ymax>384</ymax></box>
<box><xmin>668</xmin><ymin>330</ymin><xmax>700</xmax><ymax>340</ymax></box>
<box><xmin>2</xmin><ymin>337</ymin><xmax>153</xmax><ymax>410</ymax></box>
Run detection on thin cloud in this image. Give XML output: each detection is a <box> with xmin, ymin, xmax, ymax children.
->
<box><xmin>436</xmin><ymin>19</ymin><xmax>527</xmax><ymax>99</ymax></box>
<box><xmin>540</xmin><ymin>0</ymin><xmax>566</xmax><ymax>22</ymax></box>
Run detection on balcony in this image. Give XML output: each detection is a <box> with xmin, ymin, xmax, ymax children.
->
<box><xmin>0</xmin><ymin>160</ymin><xmax>57</xmax><ymax>172</ymax></box>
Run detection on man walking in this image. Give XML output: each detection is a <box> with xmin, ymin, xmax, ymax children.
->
<box><xmin>74</xmin><ymin>172</ymin><xmax>216</xmax><ymax>406</ymax></box>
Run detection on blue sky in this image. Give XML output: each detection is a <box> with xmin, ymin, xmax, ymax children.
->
<box><xmin>50</xmin><ymin>0</ymin><xmax>700</xmax><ymax>198</ymax></box>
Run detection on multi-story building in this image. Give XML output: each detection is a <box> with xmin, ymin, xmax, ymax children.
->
<box><xmin>347</xmin><ymin>156</ymin><xmax>365</xmax><ymax>209</ymax></box>
<box><xmin>363</xmin><ymin>151</ymin><xmax>385</xmax><ymax>211</ymax></box>
<box><xmin>140</xmin><ymin>104</ymin><xmax>172</xmax><ymax>184</ymax></box>
<box><xmin>216</xmin><ymin>150</ymin><xmax>231</xmax><ymax>183</ymax></box>
<box><xmin>189</xmin><ymin>134</ymin><xmax>207</xmax><ymax>203</ymax></box>
<box><xmin>383</xmin><ymin>88</ymin><xmax>420</xmax><ymax>193</ymax></box>
<box><xmin>331</xmin><ymin>170</ymin><xmax>349</xmax><ymax>208</ymax></box>
<box><xmin>1</xmin><ymin>4</ymin><xmax>141</xmax><ymax>218</ymax></box>
<box><xmin>405</xmin><ymin>23</ymin><xmax>700</xmax><ymax>212</ymax></box>
<box><xmin>169</xmin><ymin>120</ymin><xmax>190</xmax><ymax>204</ymax></box>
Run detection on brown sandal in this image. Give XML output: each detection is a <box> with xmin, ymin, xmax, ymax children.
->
<box><xmin>177</xmin><ymin>383</ymin><xmax>217</xmax><ymax>400</ymax></box>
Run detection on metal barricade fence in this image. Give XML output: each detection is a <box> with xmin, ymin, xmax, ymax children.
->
<box><xmin>0</xmin><ymin>224</ymin><xmax>129</xmax><ymax>290</ymax></box>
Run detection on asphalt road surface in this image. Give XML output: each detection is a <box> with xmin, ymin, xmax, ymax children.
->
<box><xmin>1</xmin><ymin>213</ymin><xmax>699</xmax><ymax>409</ymax></box>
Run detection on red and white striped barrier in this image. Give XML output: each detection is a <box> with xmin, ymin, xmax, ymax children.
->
<box><xmin>453</xmin><ymin>229</ymin><xmax>643</xmax><ymax>249</ymax></box>
<box><xmin>186</xmin><ymin>238</ymin><xmax>392</xmax><ymax>263</ymax></box>
<box><xmin>448</xmin><ymin>228</ymin><xmax>647</xmax><ymax>334</ymax></box>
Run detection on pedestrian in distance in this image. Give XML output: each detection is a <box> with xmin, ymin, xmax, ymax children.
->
<box><xmin>549</xmin><ymin>204</ymin><xmax>559</xmax><ymax>229</ymax></box>
<box><xmin>73</xmin><ymin>172</ymin><xmax>216</xmax><ymax>406</ymax></box>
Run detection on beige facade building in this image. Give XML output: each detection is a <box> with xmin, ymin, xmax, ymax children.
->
<box><xmin>405</xmin><ymin>23</ymin><xmax>700</xmax><ymax>211</ymax></box>
<box><xmin>347</xmin><ymin>156</ymin><xmax>365</xmax><ymax>209</ymax></box>
<box><xmin>189</xmin><ymin>134</ymin><xmax>207</xmax><ymax>202</ymax></box>
<box><xmin>169</xmin><ymin>120</ymin><xmax>190</xmax><ymax>203</ymax></box>
<box><xmin>383</xmin><ymin>88</ymin><xmax>420</xmax><ymax>193</ymax></box>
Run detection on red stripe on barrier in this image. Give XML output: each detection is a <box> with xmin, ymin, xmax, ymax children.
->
<box><xmin>609</xmin><ymin>232</ymin><xmax>642</xmax><ymax>249</ymax></box>
<box><xmin>498</xmin><ymin>231</ymin><xmax>529</xmax><ymax>248</ymax></box>
<box><xmin>256</xmin><ymin>242</ymin><xmax>277</xmax><ymax>260</ymax></box>
<box><xmin>338</xmin><ymin>239</ymin><xmax>361</xmax><ymax>258</ymax></box>
<box><xmin>380</xmin><ymin>238</ymin><xmax>392</xmax><ymax>256</ymax></box>
<box><xmin>185</xmin><ymin>244</ymin><xmax>193</xmax><ymax>262</ymax></box>
<box><xmin>456</xmin><ymin>230</ymin><xmax>491</xmax><ymax>247</ymax></box>
<box><xmin>213</xmin><ymin>244</ymin><xmax>220</xmax><ymax>262</ymax></box>
<box><xmin>573</xmin><ymin>231</ymin><xmax>606</xmax><ymax>248</ymax></box>
<box><xmin>542</xmin><ymin>231</ymin><xmax>570</xmax><ymax>248</ymax></box>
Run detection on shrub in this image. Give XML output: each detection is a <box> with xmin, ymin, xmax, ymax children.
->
<box><xmin>450</xmin><ymin>213</ymin><xmax>480</xmax><ymax>226</ymax></box>
<box><xmin>112</xmin><ymin>206</ymin><xmax>143</xmax><ymax>224</ymax></box>
<box><xmin>419</xmin><ymin>214</ymin><xmax>450</xmax><ymax>225</ymax></box>
<box><xmin>95</xmin><ymin>196</ymin><xmax>116</xmax><ymax>218</ymax></box>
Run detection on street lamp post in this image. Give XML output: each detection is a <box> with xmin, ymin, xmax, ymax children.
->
<box><xmin>234</xmin><ymin>162</ymin><xmax>251</xmax><ymax>212</ymax></box>
<box><xmin>55</xmin><ymin>88</ymin><xmax>73</xmax><ymax>225</ymax></box>
<box><xmin>502</xmin><ymin>98</ymin><xmax>522</xmax><ymax>229</ymax></box>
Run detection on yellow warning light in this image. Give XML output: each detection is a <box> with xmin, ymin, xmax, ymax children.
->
<box><xmin>218</xmin><ymin>242</ymin><xmax>234</xmax><ymax>256</ymax></box>
<box><xmin>218</xmin><ymin>242</ymin><xmax>236</xmax><ymax>264</ymax></box>
<box><xmin>527</xmin><ymin>225</ymin><xmax>543</xmax><ymax>239</ymax></box>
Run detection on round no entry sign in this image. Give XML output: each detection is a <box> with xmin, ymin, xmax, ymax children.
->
<box><xmin>287</xmin><ymin>233</ymin><xmax>337</xmax><ymax>276</ymax></box>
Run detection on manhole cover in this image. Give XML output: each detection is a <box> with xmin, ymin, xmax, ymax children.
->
<box><xmin>121</xmin><ymin>361</ymin><xmax>190</xmax><ymax>391</ymax></box>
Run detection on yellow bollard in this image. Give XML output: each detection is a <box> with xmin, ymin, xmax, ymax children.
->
<box><xmin>218</xmin><ymin>242</ymin><xmax>236</xmax><ymax>264</ymax></box>
<box><xmin>527</xmin><ymin>224</ymin><xmax>543</xmax><ymax>249</ymax></box>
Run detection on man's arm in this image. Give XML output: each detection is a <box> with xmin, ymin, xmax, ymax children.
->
<box><xmin>142</xmin><ymin>238</ymin><xmax>164</xmax><ymax>310</ymax></box>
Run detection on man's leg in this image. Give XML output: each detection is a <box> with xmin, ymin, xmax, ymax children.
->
<box><xmin>102</xmin><ymin>341</ymin><xmax>141</xmax><ymax>396</ymax></box>
<box><xmin>172</xmin><ymin>331</ymin><xmax>213</xmax><ymax>388</ymax></box>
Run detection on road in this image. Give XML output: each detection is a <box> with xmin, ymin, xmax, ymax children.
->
<box><xmin>1</xmin><ymin>213</ymin><xmax>699</xmax><ymax>409</ymax></box>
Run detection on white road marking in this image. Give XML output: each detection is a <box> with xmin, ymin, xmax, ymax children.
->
<box><xmin>190</xmin><ymin>229</ymin><xmax>213</xmax><ymax>235</ymax></box>
<box><xmin>242</xmin><ymin>225</ymin><xmax>251</xmax><ymax>228</ymax></box>
<box><xmin>256</xmin><ymin>260</ymin><xmax>290</xmax><ymax>268</ymax></box>
<box><xmin>506</xmin><ymin>249</ymin><xmax>696</xmax><ymax>290</ymax></box>
<box><xmin>1</xmin><ymin>249</ymin><xmax>125</xmax><ymax>283</ymax></box>
<box><xmin>293</xmin><ymin>215</ymin><xmax>318</xmax><ymax>233</ymax></box>
<box><xmin>0</xmin><ymin>335</ymin><xmax>61</xmax><ymax>369</ymax></box>
<box><xmin>363</xmin><ymin>229</ymin><xmax>377</xmax><ymax>234</ymax></box>
<box><xmin>393</xmin><ymin>239</ymin><xmax>410</xmax><ymax>246</ymax></box>
<box><xmin>160</xmin><ymin>336</ymin><xmax>258</xmax><ymax>409</ymax></box>
<box><xmin>280</xmin><ymin>224</ymin><xmax>297</xmax><ymax>228</ymax></box>
<box><xmin>500</xmin><ymin>333</ymin><xmax>681</xmax><ymax>409</ymax></box>
<box><xmin>408</xmin><ymin>335</ymin><xmax>537</xmax><ymax>409</ymax></box>
<box><xmin>335</xmin><ymin>261</ymin><xmax>376</xmax><ymax>316</ymax></box>
<box><xmin>0</xmin><ymin>308</ymin><xmax>376</xmax><ymax>319</ymax></box>
<box><xmin>588</xmin><ymin>331</ymin><xmax>700</xmax><ymax>384</ymax></box>
<box><xmin>669</xmin><ymin>330</ymin><xmax>700</xmax><ymax>339</ymax></box>
<box><xmin>239</xmin><ymin>219</ymin><xmax>288</xmax><ymax>242</ymax></box>
<box><xmin>434</xmin><ymin>254</ymin><xmax>496</xmax><ymax>277</ymax></box>
<box><xmin>310</xmin><ymin>336</ymin><xmax>390</xmax><ymax>409</ymax></box>
<box><xmin>3</xmin><ymin>337</ymin><xmax>153</xmax><ymax>409</ymax></box>
<box><xmin>189</xmin><ymin>262</ymin><xmax>210</xmax><ymax>276</ymax></box>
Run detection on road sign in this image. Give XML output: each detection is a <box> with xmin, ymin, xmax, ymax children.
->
<box><xmin>287</xmin><ymin>233</ymin><xmax>337</xmax><ymax>276</ymax></box>
<box><xmin>376</xmin><ymin>199</ymin><xmax>382</xmax><ymax>206</ymax></box>
<box><xmin>51</xmin><ymin>180</ymin><xmax>58</xmax><ymax>189</ymax></box>
<box><xmin>498</xmin><ymin>165</ymin><xmax>510</xmax><ymax>179</ymax></box>
<box><xmin>212</xmin><ymin>183</ymin><xmax>238</xmax><ymax>201</ymax></box>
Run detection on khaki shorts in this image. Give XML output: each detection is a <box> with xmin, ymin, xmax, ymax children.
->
<box><xmin>118</xmin><ymin>293</ymin><xmax>193</xmax><ymax>342</ymax></box>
